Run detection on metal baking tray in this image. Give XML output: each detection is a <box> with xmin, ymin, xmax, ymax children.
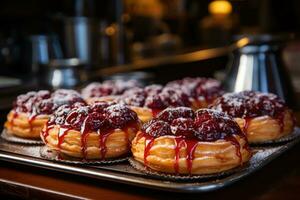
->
<box><xmin>0</xmin><ymin>128</ymin><xmax>300</xmax><ymax>193</ymax></box>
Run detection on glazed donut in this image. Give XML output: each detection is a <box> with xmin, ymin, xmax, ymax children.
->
<box><xmin>131</xmin><ymin>107</ymin><xmax>251</xmax><ymax>175</ymax></box>
<box><xmin>5</xmin><ymin>89</ymin><xmax>85</xmax><ymax>139</ymax></box>
<box><xmin>209</xmin><ymin>91</ymin><xmax>295</xmax><ymax>143</ymax></box>
<box><xmin>119</xmin><ymin>85</ymin><xmax>191</xmax><ymax>123</ymax></box>
<box><xmin>41</xmin><ymin>102</ymin><xmax>141</xmax><ymax>160</ymax></box>
<box><xmin>82</xmin><ymin>80</ymin><xmax>140</xmax><ymax>104</ymax></box>
<box><xmin>166</xmin><ymin>77</ymin><xmax>224</xmax><ymax>109</ymax></box>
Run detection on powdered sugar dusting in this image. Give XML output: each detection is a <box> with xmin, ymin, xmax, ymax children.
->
<box><xmin>142</xmin><ymin>107</ymin><xmax>243</xmax><ymax>141</ymax></box>
<box><xmin>210</xmin><ymin>91</ymin><xmax>287</xmax><ymax>118</ymax></box>
<box><xmin>13</xmin><ymin>89</ymin><xmax>85</xmax><ymax>116</ymax></box>
<box><xmin>166</xmin><ymin>77</ymin><xmax>224</xmax><ymax>101</ymax></box>
<box><xmin>48</xmin><ymin>102</ymin><xmax>138</xmax><ymax>133</ymax></box>
<box><xmin>119</xmin><ymin>85</ymin><xmax>191</xmax><ymax>110</ymax></box>
<box><xmin>81</xmin><ymin>80</ymin><xmax>140</xmax><ymax>98</ymax></box>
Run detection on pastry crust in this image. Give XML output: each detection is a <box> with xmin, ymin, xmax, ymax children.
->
<box><xmin>43</xmin><ymin>125</ymin><xmax>137</xmax><ymax>159</ymax></box>
<box><xmin>235</xmin><ymin>110</ymin><xmax>294</xmax><ymax>143</ymax></box>
<box><xmin>85</xmin><ymin>96</ymin><xmax>119</xmax><ymax>104</ymax></box>
<box><xmin>131</xmin><ymin>100</ymin><xmax>216</xmax><ymax>123</ymax></box>
<box><xmin>131</xmin><ymin>132</ymin><xmax>251</xmax><ymax>174</ymax></box>
<box><xmin>191</xmin><ymin>99</ymin><xmax>214</xmax><ymax>110</ymax></box>
<box><xmin>5</xmin><ymin>110</ymin><xmax>48</xmax><ymax>139</ymax></box>
<box><xmin>130</xmin><ymin>106</ymin><xmax>154</xmax><ymax>123</ymax></box>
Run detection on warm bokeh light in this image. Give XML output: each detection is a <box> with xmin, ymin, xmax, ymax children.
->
<box><xmin>209</xmin><ymin>0</ymin><xmax>232</xmax><ymax>15</ymax></box>
<box><xmin>236</xmin><ymin>38</ymin><xmax>250</xmax><ymax>48</ymax></box>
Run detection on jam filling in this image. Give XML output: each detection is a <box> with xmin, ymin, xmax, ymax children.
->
<box><xmin>210</xmin><ymin>91</ymin><xmax>289</xmax><ymax>134</ymax></box>
<box><xmin>119</xmin><ymin>85</ymin><xmax>191</xmax><ymax>116</ymax></box>
<box><xmin>43</xmin><ymin>102</ymin><xmax>139</xmax><ymax>160</ymax></box>
<box><xmin>137</xmin><ymin>107</ymin><xmax>247</xmax><ymax>174</ymax></box>
<box><xmin>10</xmin><ymin>90</ymin><xmax>85</xmax><ymax>131</ymax></box>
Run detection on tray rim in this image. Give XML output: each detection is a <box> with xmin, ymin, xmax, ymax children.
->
<box><xmin>0</xmin><ymin>142</ymin><xmax>294</xmax><ymax>193</ymax></box>
<box><xmin>0</xmin><ymin>127</ymin><xmax>299</xmax><ymax>193</ymax></box>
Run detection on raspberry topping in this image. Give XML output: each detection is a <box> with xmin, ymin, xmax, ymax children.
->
<box><xmin>106</xmin><ymin>104</ymin><xmax>139</xmax><ymax>128</ymax></box>
<box><xmin>81</xmin><ymin>80</ymin><xmax>140</xmax><ymax>98</ymax></box>
<box><xmin>194</xmin><ymin>109</ymin><xmax>243</xmax><ymax>141</ymax></box>
<box><xmin>141</xmin><ymin>107</ymin><xmax>243</xmax><ymax>141</ymax></box>
<box><xmin>157</xmin><ymin>107</ymin><xmax>194</xmax><ymax>123</ymax></box>
<box><xmin>13</xmin><ymin>89</ymin><xmax>85</xmax><ymax>116</ymax></box>
<box><xmin>51</xmin><ymin>89</ymin><xmax>85</xmax><ymax>109</ymax></box>
<box><xmin>49</xmin><ymin>102</ymin><xmax>139</xmax><ymax>133</ymax></box>
<box><xmin>143</xmin><ymin>120</ymin><xmax>172</xmax><ymax>137</ymax></box>
<box><xmin>171</xmin><ymin>118</ymin><xmax>195</xmax><ymax>137</ymax></box>
<box><xmin>121</xmin><ymin>87</ymin><xmax>147</xmax><ymax>107</ymax></box>
<box><xmin>209</xmin><ymin>91</ymin><xmax>287</xmax><ymax>118</ymax></box>
<box><xmin>166</xmin><ymin>77</ymin><xmax>224</xmax><ymax>102</ymax></box>
<box><xmin>119</xmin><ymin>85</ymin><xmax>191</xmax><ymax>110</ymax></box>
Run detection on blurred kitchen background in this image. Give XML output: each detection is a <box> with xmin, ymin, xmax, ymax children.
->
<box><xmin>1</xmin><ymin>0</ymin><xmax>300</xmax><ymax>113</ymax></box>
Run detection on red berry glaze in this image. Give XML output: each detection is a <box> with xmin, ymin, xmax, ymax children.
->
<box><xmin>194</xmin><ymin>109</ymin><xmax>243</xmax><ymax>141</ymax></box>
<box><xmin>157</xmin><ymin>107</ymin><xmax>194</xmax><ymax>123</ymax></box>
<box><xmin>209</xmin><ymin>90</ymin><xmax>287</xmax><ymax>119</ymax></box>
<box><xmin>142</xmin><ymin>120</ymin><xmax>172</xmax><ymax>137</ymax></box>
<box><xmin>82</xmin><ymin>80</ymin><xmax>141</xmax><ymax>98</ymax></box>
<box><xmin>49</xmin><ymin>102</ymin><xmax>138</xmax><ymax>132</ymax></box>
<box><xmin>171</xmin><ymin>118</ymin><xmax>195</xmax><ymax>137</ymax></box>
<box><xmin>119</xmin><ymin>85</ymin><xmax>191</xmax><ymax>110</ymax></box>
<box><xmin>141</xmin><ymin>107</ymin><xmax>243</xmax><ymax>141</ymax></box>
<box><xmin>138</xmin><ymin>107</ymin><xmax>247</xmax><ymax>174</ymax></box>
<box><xmin>43</xmin><ymin>102</ymin><xmax>140</xmax><ymax>160</ymax></box>
<box><xmin>166</xmin><ymin>77</ymin><xmax>224</xmax><ymax>102</ymax></box>
<box><xmin>13</xmin><ymin>89</ymin><xmax>85</xmax><ymax>116</ymax></box>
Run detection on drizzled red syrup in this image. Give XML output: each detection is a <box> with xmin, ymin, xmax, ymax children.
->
<box><xmin>98</xmin><ymin>130</ymin><xmax>113</xmax><ymax>159</ymax></box>
<box><xmin>151</xmin><ymin>109</ymin><xmax>161</xmax><ymax>117</ymax></box>
<box><xmin>139</xmin><ymin>133</ymin><xmax>243</xmax><ymax>174</ymax></box>
<box><xmin>174</xmin><ymin>137</ymin><xmax>199</xmax><ymax>174</ymax></box>
<box><xmin>226</xmin><ymin>136</ymin><xmax>242</xmax><ymax>164</ymax></box>
<box><xmin>80</xmin><ymin>115</ymin><xmax>93</xmax><ymax>159</ymax></box>
<box><xmin>10</xmin><ymin>89</ymin><xmax>84</xmax><ymax>133</ymax></box>
<box><xmin>276</xmin><ymin>113</ymin><xmax>285</xmax><ymax>133</ymax></box>
<box><xmin>140</xmin><ymin>107</ymin><xmax>248</xmax><ymax>174</ymax></box>
<box><xmin>124</xmin><ymin>123</ymin><xmax>139</xmax><ymax>150</ymax></box>
<box><xmin>11</xmin><ymin>111</ymin><xmax>19</xmax><ymax>126</ymax></box>
<box><xmin>57</xmin><ymin>126</ymin><xmax>72</xmax><ymax>148</ymax></box>
<box><xmin>28</xmin><ymin>114</ymin><xmax>37</xmax><ymax>131</ymax></box>
<box><xmin>174</xmin><ymin>137</ymin><xmax>185</xmax><ymax>173</ymax></box>
<box><xmin>143</xmin><ymin>135</ymin><xmax>155</xmax><ymax>166</ymax></box>
<box><xmin>243</xmin><ymin>118</ymin><xmax>251</xmax><ymax>135</ymax></box>
<box><xmin>139</xmin><ymin>133</ymin><xmax>199</xmax><ymax>174</ymax></box>
<box><xmin>46</xmin><ymin>102</ymin><xmax>139</xmax><ymax>160</ymax></box>
<box><xmin>135</xmin><ymin>132</ymin><xmax>154</xmax><ymax>166</ymax></box>
<box><xmin>41</xmin><ymin>124</ymin><xmax>54</xmax><ymax>143</ymax></box>
<box><xmin>185</xmin><ymin>139</ymin><xmax>199</xmax><ymax>174</ymax></box>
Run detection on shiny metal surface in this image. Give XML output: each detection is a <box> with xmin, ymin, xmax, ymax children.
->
<box><xmin>0</xmin><ymin>128</ymin><xmax>300</xmax><ymax>193</ymax></box>
<box><xmin>25</xmin><ymin>35</ymin><xmax>63</xmax><ymax>74</ymax></box>
<box><xmin>63</xmin><ymin>17</ymin><xmax>100</xmax><ymax>67</ymax></box>
<box><xmin>39</xmin><ymin>58</ymin><xmax>85</xmax><ymax>89</ymax></box>
<box><xmin>224</xmin><ymin>34</ymin><xmax>297</xmax><ymax>107</ymax></box>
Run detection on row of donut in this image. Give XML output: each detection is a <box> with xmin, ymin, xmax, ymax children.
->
<box><xmin>80</xmin><ymin>77</ymin><xmax>295</xmax><ymax>143</ymax></box>
<box><xmin>4</xmin><ymin>77</ymin><xmax>295</xmax><ymax>175</ymax></box>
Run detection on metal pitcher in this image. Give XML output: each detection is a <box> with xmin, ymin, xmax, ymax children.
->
<box><xmin>223</xmin><ymin>34</ymin><xmax>297</xmax><ymax>108</ymax></box>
